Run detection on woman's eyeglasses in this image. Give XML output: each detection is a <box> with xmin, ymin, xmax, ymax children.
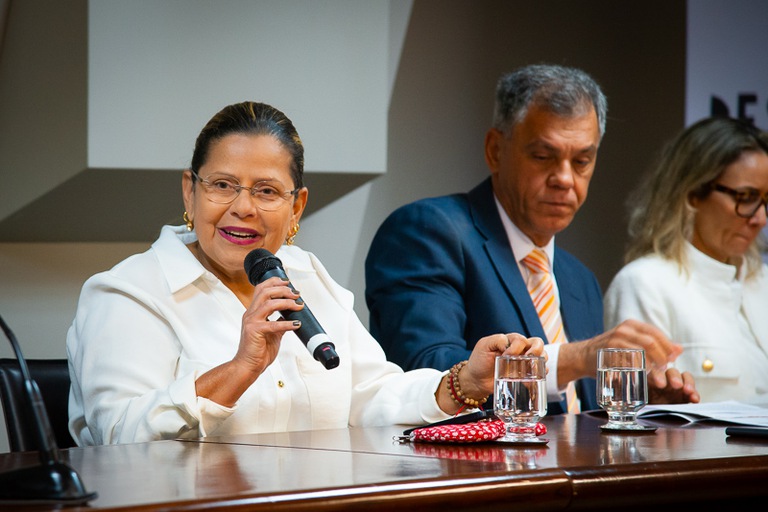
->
<box><xmin>192</xmin><ymin>171</ymin><xmax>298</xmax><ymax>211</ymax></box>
<box><xmin>710</xmin><ymin>183</ymin><xmax>768</xmax><ymax>218</ymax></box>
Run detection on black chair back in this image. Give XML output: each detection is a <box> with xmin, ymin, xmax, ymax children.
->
<box><xmin>0</xmin><ymin>358</ymin><xmax>77</xmax><ymax>452</ymax></box>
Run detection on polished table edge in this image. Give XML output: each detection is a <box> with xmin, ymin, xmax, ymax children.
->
<box><xmin>4</xmin><ymin>414</ymin><xmax>768</xmax><ymax>511</ymax></box>
<box><xmin>174</xmin><ymin>439</ymin><xmax>768</xmax><ymax>510</ymax></box>
<box><xmin>174</xmin><ymin>415</ymin><xmax>768</xmax><ymax>509</ymax></box>
<box><xmin>131</xmin><ymin>469</ymin><xmax>574</xmax><ymax>512</ymax></box>
<box><xmin>1</xmin><ymin>444</ymin><xmax>573</xmax><ymax>512</ymax></box>
<box><xmin>564</xmin><ymin>456</ymin><xmax>768</xmax><ymax>510</ymax></box>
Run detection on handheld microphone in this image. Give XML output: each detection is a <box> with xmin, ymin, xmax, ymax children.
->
<box><xmin>0</xmin><ymin>314</ymin><xmax>97</xmax><ymax>505</ymax></box>
<box><xmin>244</xmin><ymin>249</ymin><xmax>340</xmax><ymax>370</ymax></box>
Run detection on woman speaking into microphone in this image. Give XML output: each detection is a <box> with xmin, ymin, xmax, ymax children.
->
<box><xmin>66</xmin><ymin>101</ymin><xmax>544</xmax><ymax>446</ymax></box>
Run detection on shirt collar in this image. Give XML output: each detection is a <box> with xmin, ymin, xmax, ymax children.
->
<box><xmin>685</xmin><ymin>240</ymin><xmax>744</xmax><ymax>283</ymax></box>
<box><xmin>152</xmin><ymin>225</ymin><xmax>207</xmax><ymax>294</ymax></box>
<box><xmin>152</xmin><ymin>225</ymin><xmax>317</xmax><ymax>294</ymax></box>
<box><xmin>493</xmin><ymin>196</ymin><xmax>556</xmax><ymax>266</ymax></box>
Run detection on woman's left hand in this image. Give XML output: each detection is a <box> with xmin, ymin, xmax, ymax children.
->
<box><xmin>460</xmin><ymin>333</ymin><xmax>545</xmax><ymax>401</ymax></box>
<box><xmin>648</xmin><ymin>366</ymin><xmax>700</xmax><ymax>404</ymax></box>
<box><xmin>435</xmin><ymin>333</ymin><xmax>544</xmax><ymax>415</ymax></box>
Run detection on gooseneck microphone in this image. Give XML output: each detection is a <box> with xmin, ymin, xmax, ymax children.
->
<box><xmin>244</xmin><ymin>249</ymin><xmax>340</xmax><ymax>370</ymax></box>
<box><xmin>0</xmin><ymin>314</ymin><xmax>97</xmax><ymax>505</ymax></box>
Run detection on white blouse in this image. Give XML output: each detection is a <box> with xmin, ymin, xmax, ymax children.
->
<box><xmin>604</xmin><ymin>242</ymin><xmax>768</xmax><ymax>403</ymax></box>
<box><xmin>67</xmin><ymin>225</ymin><xmax>447</xmax><ymax>446</ymax></box>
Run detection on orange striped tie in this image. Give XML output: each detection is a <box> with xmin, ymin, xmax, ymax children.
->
<box><xmin>522</xmin><ymin>248</ymin><xmax>580</xmax><ymax>414</ymax></box>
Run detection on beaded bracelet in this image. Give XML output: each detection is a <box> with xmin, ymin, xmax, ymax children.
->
<box><xmin>447</xmin><ymin>360</ymin><xmax>489</xmax><ymax>410</ymax></box>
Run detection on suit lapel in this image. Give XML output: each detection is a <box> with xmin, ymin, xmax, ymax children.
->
<box><xmin>467</xmin><ymin>179</ymin><xmax>547</xmax><ymax>341</ymax></box>
<box><xmin>467</xmin><ymin>179</ymin><xmax>584</xmax><ymax>412</ymax></box>
<box><xmin>553</xmin><ymin>253</ymin><xmax>587</xmax><ymax>342</ymax></box>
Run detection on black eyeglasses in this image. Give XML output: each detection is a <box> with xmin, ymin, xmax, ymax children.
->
<box><xmin>710</xmin><ymin>183</ymin><xmax>768</xmax><ymax>218</ymax></box>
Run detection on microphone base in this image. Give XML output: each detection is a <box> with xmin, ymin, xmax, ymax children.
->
<box><xmin>0</xmin><ymin>461</ymin><xmax>98</xmax><ymax>506</ymax></box>
<box><xmin>314</xmin><ymin>343</ymin><xmax>340</xmax><ymax>370</ymax></box>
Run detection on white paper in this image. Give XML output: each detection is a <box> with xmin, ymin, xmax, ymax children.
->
<box><xmin>638</xmin><ymin>400</ymin><xmax>768</xmax><ymax>427</ymax></box>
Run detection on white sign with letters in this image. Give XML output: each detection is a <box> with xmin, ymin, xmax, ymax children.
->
<box><xmin>686</xmin><ymin>0</ymin><xmax>768</xmax><ymax>129</ymax></box>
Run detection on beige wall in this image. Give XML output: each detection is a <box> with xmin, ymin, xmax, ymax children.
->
<box><xmin>0</xmin><ymin>0</ymin><xmax>687</xmax><ymax>452</ymax></box>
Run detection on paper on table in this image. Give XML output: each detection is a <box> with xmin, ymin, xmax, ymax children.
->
<box><xmin>638</xmin><ymin>400</ymin><xmax>768</xmax><ymax>427</ymax></box>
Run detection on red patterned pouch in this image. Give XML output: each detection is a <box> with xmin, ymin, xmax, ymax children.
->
<box><xmin>399</xmin><ymin>418</ymin><xmax>547</xmax><ymax>443</ymax></box>
<box><xmin>411</xmin><ymin>419</ymin><xmax>507</xmax><ymax>443</ymax></box>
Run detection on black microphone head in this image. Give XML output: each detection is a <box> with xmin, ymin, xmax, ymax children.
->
<box><xmin>244</xmin><ymin>248</ymin><xmax>283</xmax><ymax>285</ymax></box>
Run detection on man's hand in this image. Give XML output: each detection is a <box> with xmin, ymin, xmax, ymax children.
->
<box><xmin>558</xmin><ymin>319</ymin><xmax>699</xmax><ymax>404</ymax></box>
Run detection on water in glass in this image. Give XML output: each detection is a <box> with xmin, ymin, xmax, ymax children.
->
<box><xmin>494</xmin><ymin>355</ymin><xmax>547</xmax><ymax>442</ymax></box>
<box><xmin>597</xmin><ymin>349</ymin><xmax>648</xmax><ymax>430</ymax></box>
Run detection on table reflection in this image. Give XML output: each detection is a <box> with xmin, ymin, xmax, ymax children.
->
<box><xmin>599</xmin><ymin>433</ymin><xmax>646</xmax><ymax>464</ymax></box>
<box><xmin>405</xmin><ymin>441</ymin><xmax>548</xmax><ymax>471</ymax></box>
<box><xmin>384</xmin><ymin>411</ymin><xmax>755</xmax><ymax>472</ymax></box>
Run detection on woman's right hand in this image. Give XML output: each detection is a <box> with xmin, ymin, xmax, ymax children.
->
<box><xmin>235</xmin><ymin>276</ymin><xmax>304</xmax><ymax>374</ymax></box>
<box><xmin>195</xmin><ymin>276</ymin><xmax>302</xmax><ymax>406</ymax></box>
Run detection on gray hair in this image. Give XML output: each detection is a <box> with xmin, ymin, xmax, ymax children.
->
<box><xmin>492</xmin><ymin>64</ymin><xmax>608</xmax><ymax>140</ymax></box>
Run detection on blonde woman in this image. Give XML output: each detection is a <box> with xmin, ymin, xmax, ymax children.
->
<box><xmin>605</xmin><ymin>117</ymin><xmax>768</xmax><ymax>403</ymax></box>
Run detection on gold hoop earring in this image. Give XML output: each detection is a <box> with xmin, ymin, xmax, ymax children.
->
<box><xmin>183</xmin><ymin>211</ymin><xmax>194</xmax><ymax>231</ymax></box>
<box><xmin>286</xmin><ymin>223</ymin><xmax>299</xmax><ymax>245</ymax></box>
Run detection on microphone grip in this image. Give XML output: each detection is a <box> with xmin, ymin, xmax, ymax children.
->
<box><xmin>259</xmin><ymin>268</ymin><xmax>340</xmax><ymax>370</ymax></box>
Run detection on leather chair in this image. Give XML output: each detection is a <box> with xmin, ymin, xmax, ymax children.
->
<box><xmin>0</xmin><ymin>358</ymin><xmax>77</xmax><ymax>452</ymax></box>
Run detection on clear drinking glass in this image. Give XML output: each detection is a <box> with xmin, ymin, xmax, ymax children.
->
<box><xmin>597</xmin><ymin>348</ymin><xmax>650</xmax><ymax>431</ymax></box>
<box><xmin>494</xmin><ymin>355</ymin><xmax>547</xmax><ymax>443</ymax></box>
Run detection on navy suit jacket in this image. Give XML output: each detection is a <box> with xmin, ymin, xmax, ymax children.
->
<box><xmin>365</xmin><ymin>178</ymin><xmax>603</xmax><ymax>413</ymax></box>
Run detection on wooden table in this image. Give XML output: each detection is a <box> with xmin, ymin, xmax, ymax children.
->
<box><xmin>1</xmin><ymin>412</ymin><xmax>767</xmax><ymax>511</ymax></box>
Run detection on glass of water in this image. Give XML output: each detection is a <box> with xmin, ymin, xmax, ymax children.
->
<box><xmin>597</xmin><ymin>348</ymin><xmax>649</xmax><ymax>430</ymax></box>
<box><xmin>494</xmin><ymin>355</ymin><xmax>547</xmax><ymax>443</ymax></box>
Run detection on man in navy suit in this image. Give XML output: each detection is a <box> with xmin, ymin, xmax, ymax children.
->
<box><xmin>365</xmin><ymin>64</ymin><xmax>699</xmax><ymax>413</ymax></box>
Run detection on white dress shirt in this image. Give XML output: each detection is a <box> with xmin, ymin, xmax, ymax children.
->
<box><xmin>604</xmin><ymin>242</ymin><xmax>768</xmax><ymax>403</ymax></box>
<box><xmin>494</xmin><ymin>199</ymin><xmax>567</xmax><ymax>403</ymax></box>
<box><xmin>67</xmin><ymin>225</ymin><xmax>447</xmax><ymax>445</ymax></box>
